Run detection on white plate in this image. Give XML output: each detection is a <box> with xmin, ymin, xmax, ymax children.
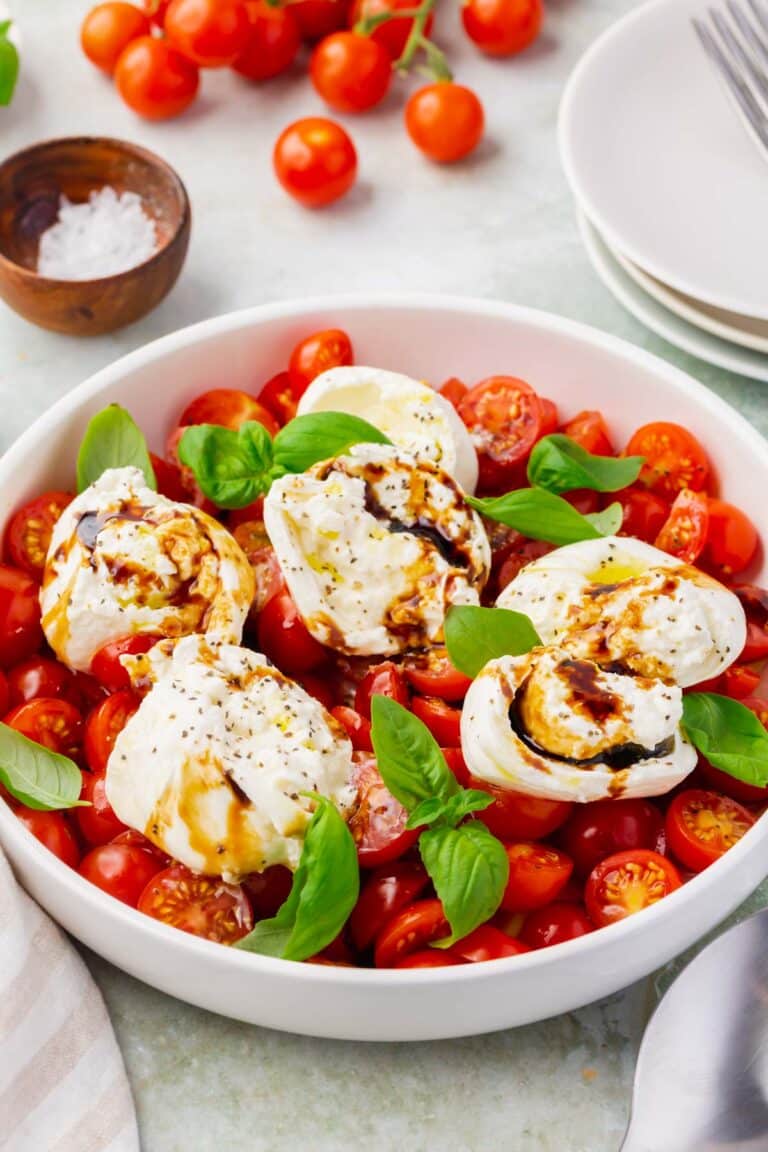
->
<box><xmin>578</xmin><ymin>208</ymin><xmax>768</xmax><ymax>382</ymax></box>
<box><xmin>1</xmin><ymin>295</ymin><xmax>768</xmax><ymax>1041</ymax></box>
<box><xmin>559</xmin><ymin>0</ymin><xmax>768</xmax><ymax>321</ymax></box>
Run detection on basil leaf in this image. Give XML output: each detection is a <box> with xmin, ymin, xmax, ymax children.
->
<box><xmin>585</xmin><ymin>502</ymin><xmax>623</xmax><ymax>537</ymax></box>
<box><xmin>444</xmin><ymin>605</ymin><xmax>541</xmax><ymax>679</ymax></box>
<box><xmin>405</xmin><ymin>796</ymin><xmax>447</xmax><ymax>830</ymax></box>
<box><xmin>682</xmin><ymin>693</ymin><xmax>768</xmax><ymax>787</ymax></box>
<box><xmin>467</xmin><ymin>487</ymin><xmax>609</xmax><ymax>546</ymax></box>
<box><xmin>371</xmin><ymin>696</ymin><xmax>459</xmax><ymax>811</ymax></box>
<box><xmin>0</xmin><ymin>724</ymin><xmax>85</xmax><ymax>810</ymax></box>
<box><xmin>527</xmin><ymin>434</ymin><xmax>643</xmax><ymax>495</ymax></box>
<box><xmin>273</xmin><ymin>412</ymin><xmax>391</xmax><ymax>474</ymax></box>
<box><xmin>178</xmin><ymin>422</ymin><xmax>274</xmax><ymax>510</ymax></box>
<box><xmin>235</xmin><ymin>795</ymin><xmax>359</xmax><ymax>961</ymax></box>
<box><xmin>419</xmin><ymin>822</ymin><xmax>509</xmax><ymax>946</ymax></box>
<box><xmin>442</xmin><ymin>789</ymin><xmax>494</xmax><ymax>824</ymax></box>
<box><xmin>76</xmin><ymin>405</ymin><xmax>156</xmax><ymax>493</ymax></box>
<box><xmin>0</xmin><ymin>23</ymin><xmax>19</xmax><ymax>107</ymax></box>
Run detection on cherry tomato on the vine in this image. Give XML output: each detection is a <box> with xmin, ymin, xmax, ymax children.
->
<box><xmin>288</xmin><ymin>327</ymin><xmax>354</xmax><ymax>397</ymax></box>
<box><xmin>350</xmin><ymin>0</ymin><xmax>434</xmax><ymax>58</ymax></box>
<box><xmin>462</xmin><ymin>0</ymin><xmax>542</xmax><ymax>57</ymax></box>
<box><xmin>405</xmin><ymin>82</ymin><xmax>485</xmax><ymax>165</ymax></box>
<box><xmin>274</xmin><ymin>118</ymin><xmax>358</xmax><ymax>208</ymax></box>
<box><xmin>164</xmin><ymin>0</ymin><xmax>250</xmax><ymax>67</ymax></box>
<box><xmin>5</xmin><ymin>491</ymin><xmax>72</xmax><ymax>579</ymax></box>
<box><xmin>81</xmin><ymin>2</ymin><xmax>151</xmax><ymax>73</ymax></box>
<box><xmin>233</xmin><ymin>1</ymin><xmax>301</xmax><ymax>81</ymax></box>
<box><xmin>115</xmin><ymin>36</ymin><xmax>200</xmax><ymax>120</ymax></box>
<box><xmin>311</xmin><ymin>31</ymin><xmax>392</xmax><ymax>113</ymax></box>
<box><xmin>141</xmin><ymin>0</ymin><xmax>171</xmax><ymax>27</ymax></box>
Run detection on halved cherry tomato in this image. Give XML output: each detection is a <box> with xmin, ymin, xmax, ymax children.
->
<box><xmin>80</xmin><ymin>842</ymin><xmax>164</xmax><ymax>907</ymax></box>
<box><xmin>16</xmin><ymin>808</ymin><xmax>80</xmax><ymax>868</ymax></box>
<box><xmin>288</xmin><ymin>328</ymin><xmax>354</xmax><ymax>398</ymax></box>
<box><xmin>164</xmin><ymin>0</ymin><xmax>250</xmax><ymax>67</ymax></box>
<box><xmin>734</xmin><ymin>586</ymin><xmax>768</xmax><ymax>662</ymax></box>
<box><xmin>410</xmin><ymin>695</ymin><xmax>462</xmax><ymax>746</ymax></box>
<box><xmin>349</xmin><ymin>859</ymin><xmax>429</xmax><ymax>951</ymax></box>
<box><xmin>5</xmin><ymin>492</ymin><xmax>72</xmax><ymax>578</ymax></box>
<box><xmin>150</xmin><ymin>453</ymin><xmax>189</xmax><ymax>503</ymax></box>
<box><xmin>0</xmin><ymin>565</ymin><xmax>43</xmax><ymax>669</ymax></box>
<box><xmin>179</xmin><ymin>388</ymin><xmax>279</xmax><ymax>436</ymax></box>
<box><xmin>258</xmin><ymin>371</ymin><xmax>298</xmax><ymax>426</ymax></box>
<box><xmin>538</xmin><ymin>397</ymin><xmax>559</xmax><ymax>437</ymax></box>
<box><xmin>625</xmin><ymin>422</ymin><xmax>710</xmax><ymax>500</ymax></box>
<box><xmin>257</xmin><ymin>589</ymin><xmax>328</xmax><ymax>674</ymax></box>
<box><xmin>722</xmin><ymin>665</ymin><xmax>761</xmax><ymax>700</ymax></box>
<box><xmin>350</xmin><ymin>0</ymin><xmax>434</xmax><ymax>58</ymax></box>
<box><xmin>354</xmin><ymin>660</ymin><xmax>409</xmax><ymax>720</ymax></box>
<box><xmin>90</xmin><ymin>634</ymin><xmax>160</xmax><ymax>692</ymax></box>
<box><xmin>242</xmin><ymin>864</ymin><xmax>293</xmax><ymax>919</ymax></box>
<box><xmin>702</xmin><ymin>499</ymin><xmax>758</xmax><ymax>577</ymax></box>
<box><xmin>294</xmin><ymin>671</ymin><xmax>335</xmax><ymax>711</ymax></box>
<box><xmin>500</xmin><ymin>842</ymin><xmax>573</xmax><ymax>912</ymax></box>
<box><xmin>84</xmin><ymin>690</ymin><xmax>139</xmax><ymax>774</ymax></box>
<box><xmin>374</xmin><ymin>898</ymin><xmax>449</xmax><ymax>967</ymax></box>
<box><xmin>396</xmin><ymin>950</ymin><xmax>462</xmax><ymax>968</ymax></box>
<box><xmin>458</xmin><ymin>376</ymin><xmax>543</xmax><ymax>493</ymax></box>
<box><xmin>310</xmin><ymin>30</ymin><xmax>392</xmax><ymax>113</ymax></box>
<box><xmin>519</xmin><ymin>902</ymin><xmax>594</xmax><ymax>949</ymax></box>
<box><xmin>7</xmin><ymin>656</ymin><xmax>78</xmax><ymax>708</ymax></box>
<box><xmin>293</xmin><ymin>0</ymin><xmax>350</xmax><ymax>40</ymax></box>
<box><xmin>560</xmin><ymin>410</ymin><xmax>613</xmax><ymax>456</ymax></box>
<box><xmin>448</xmin><ymin>923</ymin><xmax>531</xmax><ymax>961</ymax></box>
<box><xmin>401</xmin><ymin>646</ymin><xmax>472</xmax><ymax>702</ymax></box>
<box><xmin>462</xmin><ymin>772</ymin><xmax>572</xmax><ymax>841</ymax></box>
<box><xmin>349</xmin><ymin>754</ymin><xmax>419</xmax><ymax>868</ymax></box>
<box><xmin>558</xmin><ymin>798</ymin><xmax>665</xmax><ymax>876</ymax></box>
<box><xmin>665</xmin><ymin>789</ymin><xmax>755</xmax><ymax>873</ymax></box>
<box><xmin>439</xmin><ymin>377</ymin><xmax>467</xmax><ymax>409</ymax></box>
<box><xmin>75</xmin><ymin>771</ymin><xmax>128</xmax><ymax>847</ymax></box>
<box><xmin>654</xmin><ymin>488</ymin><xmax>709</xmax><ymax>564</ymax></box>
<box><xmin>5</xmin><ymin>697</ymin><xmax>82</xmax><ymax>758</ymax></box>
<box><xmin>617</xmin><ymin>487</ymin><xmax>670</xmax><ymax>543</ymax></box>
<box><xmin>330</xmin><ymin>704</ymin><xmax>373</xmax><ymax>751</ymax></box>
<box><xmin>585</xmin><ymin>849</ymin><xmax>682</xmax><ymax>928</ymax></box>
<box><xmin>138</xmin><ymin>864</ymin><xmax>254</xmax><ymax>942</ymax></box>
<box><xmin>232</xmin><ymin>1</ymin><xmax>300</xmax><ymax>81</ymax></box>
<box><xmin>496</xmin><ymin>536</ymin><xmax>554</xmax><ymax>590</ymax></box>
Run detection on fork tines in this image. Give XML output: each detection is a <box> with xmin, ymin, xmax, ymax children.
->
<box><xmin>693</xmin><ymin>0</ymin><xmax>768</xmax><ymax>158</ymax></box>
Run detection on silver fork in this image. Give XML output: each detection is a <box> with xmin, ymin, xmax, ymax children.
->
<box><xmin>693</xmin><ymin>0</ymin><xmax>768</xmax><ymax>160</ymax></box>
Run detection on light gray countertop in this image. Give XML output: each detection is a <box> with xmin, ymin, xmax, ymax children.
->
<box><xmin>2</xmin><ymin>1</ymin><xmax>767</xmax><ymax>1148</ymax></box>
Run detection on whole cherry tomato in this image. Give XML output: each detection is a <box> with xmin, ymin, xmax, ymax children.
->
<box><xmin>274</xmin><ymin>118</ymin><xmax>358</xmax><ymax>208</ymax></box>
<box><xmin>349</xmin><ymin>754</ymin><xmax>419</xmax><ymax>867</ymax></box>
<box><xmin>461</xmin><ymin>771</ymin><xmax>572</xmax><ymax>841</ymax></box>
<box><xmin>5</xmin><ymin>491</ymin><xmax>72</xmax><ymax>579</ymax></box>
<box><xmin>141</xmin><ymin>0</ymin><xmax>171</xmax><ymax>27</ymax></box>
<box><xmin>79</xmin><ymin>842</ymin><xmax>164</xmax><ymax>907</ymax></box>
<box><xmin>164</xmin><ymin>0</ymin><xmax>250</xmax><ymax>66</ymax></box>
<box><xmin>349</xmin><ymin>859</ymin><xmax>429</xmax><ymax>950</ymax></box>
<box><xmin>410</xmin><ymin>695</ymin><xmax>461</xmax><ymax>745</ymax></box>
<box><xmin>448</xmin><ymin>923</ymin><xmax>531</xmax><ymax>961</ymax></box>
<box><xmin>288</xmin><ymin>328</ymin><xmax>354</xmax><ymax>397</ymax></box>
<box><xmin>702</xmin><ymin>499</ymin><xmax>758</xmax><ymax>577</ymax></box>
<box><xmin>350</xmin><ymin>0</ymin><xmax>434</xmax><ymax>58</ymax></box>
<box><xmin>458</xmin><ymin>376</ymin><xmax>543</xmax><ymax>492</ymax></box>
<box><xmin>354</xmin><ymin>660</ymin><xmax>409</xmax><ymax>719</ymax></box>
<box><xmin>500</xmin><ymin>842</ymin><xmax>573</xmax><ymax>912</ymax></box>
<box><xmin>374</xmin><ymin>898</ymin><xmax>449</xmax><ymax>966</ymax></box>
<box><xmin>84</xmin><ymin>690</ymin><xmax>140</xmax><ymax>774</ymax></box>
<box><xmin>76</xmin><ymin>771</ymin><xmax>128</xmax><ymax>848</ymax></box>
<box><xmin>115</xmin><ymin>36</ymin><xmax>200</xmax><ymax>119</ymax></box>
<box><xmin>625</xmin><ymin>422</ymin><xmax>710</xmax><ymax>501</ymax></box>
<box><xmin>90</xmin><ymin>634</ymin><xmax>160</xmax><ymax>692</ymax></box>
<box><xmin>405</xmin><ymin>82</ymin><xmax>485</xmax><ymax>165</ymax></box>
<box><xmin>179</xmin><ymin>388</ymin><xmax>280</xmax><ymax>435</ymax></box>
<box><xmin>654</xmin><ymin>488</ymin><xmax>709</xmax><ymax>564</ymax></box>
<box><xmin>519</xmin><ymin>902</ymin><xmax>594</xmax><ymax>949</ymax></box>
<box><xmin>81</xmin><ymin>2</ymin><xmax>151</xmax><ymax>73</ymax></box>
<box><xmin>585</xmin><ymin>849</ymin><xmax>682</xmax><ymax>928</ymax></box>
<box><xmin>257</xmin><ymin>589</ymin><xmax>328</xmax><ymax>674</ymax></box>
<box><xmin>16</xmin><ymin>808</ymin><xmax>81</xmax><ymax>868</ymax></box>
<box><xmin>138</xmin><ymin>864</ymin><xmax>254</xmax><ymax>942</ymax></box>
<box><xmin>617</xmin><ymin>486</ymin><xmax>670</xmax><ymax>543</ymax></box>
<box><xmin>5</xmin><ymin>697</ymin><xmax>82</xmax><ymax>759</ymax></box>
<box><xmin>6</xmin><ymin>656</ymin><xmax>78</xmax><ymax>708</ymax></box>
<box><xmin>665</xmin><ymin>789</ymin><xmax>755</xmax><ymax>873</ymax></box>
<box><xmin>561</xmin><ymin>410</ymin><xmax>614</xmax><ymax>455</ymax></box>
<box><xmin>462</xmin><ymin>0</ymin><xmax>542</xmax><ymax>56</ymax></box>
<box><xmin>0</xmin><ymin>565</ymin><xmax>43</xmax><ymax>669</ymax></box>
<box><xmin>558</xmin><ymin>798</ymin><xmax>665</xmax><ymax>876</ymax></box>
<box><xmin>396</xmin><ymin>950</ymin><xmax>462</xmax><ymax>968</ymax></box>
<box><xmin>310</xmin><ymin>31</ymin><xmax>392</xmax><ymax>113</ymax></box>
<box><xmin>401</xmin><ymin>645</ymin><xmax>472</xmax><ymax>701</ymax></box>
<box><xmin>294</xmin><ymin>0</ymin><xmax>350</xmax><ymax>40</ymax></box>
<box><xmin>233</xmin><ymin>1</ymin><xmax>300</xmax><ymax>80</ymax></box>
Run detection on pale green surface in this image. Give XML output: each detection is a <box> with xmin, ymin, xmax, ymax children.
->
<box><xmin>1</xmin><ymin>0</ymin><xmax>767</xmax><ymax>1149</ymax></box>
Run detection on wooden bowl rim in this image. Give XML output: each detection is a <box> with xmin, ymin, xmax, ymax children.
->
<box><xmin>0</xmin><ymin>135</ymin><xmax>191</xmax><ymax>289</ymax></box>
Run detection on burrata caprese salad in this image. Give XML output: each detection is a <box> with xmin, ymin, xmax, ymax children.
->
<box><xmin>1</xmin><ymin>323</ymin><xmax>767</xmax><ymax>969</ymax></box>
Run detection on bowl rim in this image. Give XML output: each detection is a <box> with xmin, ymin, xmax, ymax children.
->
<box><xmin>1</xmin><ymin>291</ymin><xmax>766</xmax><ymax>988</ymax></box>
<box><xmin>0</xmin><ymin>135</ymin><xmax>191</xmax><ymax>289</ymax></box>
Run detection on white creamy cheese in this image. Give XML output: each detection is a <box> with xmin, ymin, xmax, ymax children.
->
<box><xmin>496</xmin><ymin>536</ymin><xmax>746</xmax><ymax>686</ymax></box>
<box><xmin>40</xmin><ymin>466</ymin><xmax>254</xmax><ymax>673</ymax></box>
<box><xmin>105</xmin><ymin>635</ymin><xmax>355</xmax><ymax>880</ymax></box>
<box><xmin>263</xmin><ymin>443</ymin><xmax>490</xmax><ymax>656</ymax></box>
<box><xmin>461</xmin><ymin>647</ymin><xmax>697</xmax><ymax>803</ymax></box>
<box><xmin>297</xmin><ymin>366</ymin><xmax>479</xmax><ymax>493</ymax></box>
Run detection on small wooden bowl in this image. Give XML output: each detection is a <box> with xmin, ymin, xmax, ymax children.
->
<box><xmin>0</xmin><ymin>137</ymin><xmax>191</xmax><ymax>336</ymax></box>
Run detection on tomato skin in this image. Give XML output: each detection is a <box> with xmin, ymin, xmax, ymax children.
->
<box><xmin>150</xmin><ymin>453</ymin><xmax>189</xmax><ymax>503</ymax></box>
<box><xmin>179</xmin><ymin>388</ymin><xmax>279</xmax><ymax>436</ymax></box>
<box><xmin>294</xmin><ymin>0</ymin><xmax>350</xmax><ymax>40</ymax></box>
<box><xmin>350</xmin><ymin>0</ymin><xmax>434</xmax><ymax>57</ymax></box>
<box><xmin>258</xmin><ymin>371</ymin><xmax>298</xmax><ymax>425</ymax></box>
<box><xmin>293</xmin><ymin>671</ymin><xmax>336</xmax><ymax>711</ymax></box>
<box><xmin>80</xmin><ymin>843</ymin><xmax>164</xmax><ymax>907</ymax></box>
<box><xmin>734</xmin><ymin>586</ymin><xmax>768</xmax><ymax>662</ymax></box>
<box><xmin>164</xmin><ymin>0</ymin><xmax>250</xmax><ymax>67</ymax></box>
<box><xmin>722</xmin><ymin>665</ymin><xmax>760</xmax><ymax>700</ymax></box>
<box><xmin>448</xmin><ymin>924</ymin><xmax>531</xmax><ymax>961</ymax></box>
<box><xmin>311</xmin><ymin>31</ymin><xmax>392</xmax><ymax>113</ymax></box>
<box><xmin>288</xmin><ymin>328</ymin><xmax>354</xmax><ymax>398</ymax></box>
<box><xmin>496</xmin><ymin>536</ymin><xmax>553</xmax><ymax>590</ymax></box>
<box><xmin>115</xmin><ymin>36</ymin><xmax>200</xmax><ymax>120</ymax></box>
<box><xmin>16</xmin><ymin>808</ymin><xmax>81</xmax><ymax>868</ymax></box>
<box><xmin>84</xmin><ymin>690</ymin><xmax>139</xmax><ymax>774</ymax></box>
<box><xmin>439</xmin><ymin>376</ymin><xmax>468</xmax><ymax>409</ymax></box>
<box><xmin>561</xmin><ymin>411</ymin><xmax>614</xmax><ymax>455</ymax></box>
<box><xmin>464</xmin><ymin>774</ymin><xmax>572</xmax><ymax>841</ymax></box>
<box><xmin>0</xmin><ymin>565</ymin><xmax>43</xmax><ymax>669</ymax></box>
<box><xmin>654</xmin><ymin>488</ymin><xmax>709</xmax><ymax>564</ymax></box>
<box><xmin>90</xmin><ymin>634</ymin><xmax>160</xmax><ymax>693</ymax></box>
<box><xmin>666</xmin><ymin>789</ymin><xmax>755</xmax><ymax>873</ymax></box>
<box><xmin>500</xmin><ymin>841</ymin><xmax>573</xmax><ymax>912</ymax></box>
<box><xmin>7</xmin><ymin>656</ymin><xmax>77</xmax><ymax>708</ymax></box>
<box><xmin>0</xmin><ymin>669</ymin><xmax>8</xmax><ymax>716</ymax></box>
<box><xmin>274</xmin><ymin>118</ymin><xmax>357</xmax><ymax>208</ymax></box>
<box><xmin>396</xmin><ymin>950</ymin><xmax>462</xmax><ymax>968</ymax></box>
<box><xmin>538</xmin><ymin>397</ymin><xmax>559</xmax><ymax>437</ymax></box>
<box><xmin>330</xmin><ymin>705</ymin><xmax>373</xmax><ymax>751</ymax></box>
<box><xmin>349</xmin><ymin>755</ymin><xmax>419</xmax><ymax>868</ymax></box>
<box><xmin>519</xmin><ymin>902</ymin><xmax>594</xmax><ymax>949</ymax></box>
<box><xmin>702</xmin><ymin>499</ymin><xmax>758</xmax><ymax>578</ymax></box>
<box><xmin>75</xmin><ymin>771</ymin><xmax>128</xmax><ymax>848</ymax></box>
<box><xmin>233</xmin><ymin>1</ymin><xmax>300</xmax><ymax>80</ymax></box>
<box><xmin>5</xmin><ymin>491</ymin><xmax>72</xmax><ymax>579</ymax></box>
<box><xmin>462</xmin><ymin>0</ymin><xmax>542</xmax><ymax>56</ymax></box>
<box><xmin>5</xmin><ymin>698</ymin><xmax>83</xmax><ymax>759</ymax></box>
<box><xmin>459</xmin><ymin>376</ymin><xmax>543</xmax><ymax>492</ymax></box>
<box><xmin>138</xmin><ymin>864</ymin><xmax>254</xmax><ymax>942</ymax></box>
<box><xmin>558</xmin><ymin>798</ymin><xmax>665</xmax><ymax>876</ymax></box>
<box><xmin>617</xmin><ymin>487</ymin><xmax>670</xmax><ymax>543</ymax></box>
<box><xmin>405</xmin><ymin>83</ymin><xmax>484</xmax><ymax>165</ymax></box>
<box><xmin>354</xmin><ymin>661</ymin><xmax>409</xmax><ymax>720</ymax></box>
<box><xmin>81</xmin><ymin>2</ymin><xmax>151</xmax><ymax>72</ymax></box>
<box><xmin>242</xmin><ymin>864</ymin><xmax>293</xmax><ymax>918</ymax></box>
<box><xmin>374</xmin><ymin>898</ymin><xmax>449</xmax><ymax>967</ymax></box>
<box><xmin>585</xmin><ymin>849</ymin><xmax>682</xmax><ymax>928</ymax></box>
<box><xmin>410</xmin><ymin>695</ymin><xmax>462</xmax><ymax>746</ymax></box>
<box><xmin>257</xmin><ymin>589</ymin><xmax>328</xmax><ymax>675</ymax></box>
<box><xmin>625</xmin><ymin>422</ymin><xmax>710</xmax><ymax>500</ymax></box>
<box><xmin>401</xmin><ymin>646</ymin><xmax>472</xmax><ymax>702</ymax></box>
<box><xmin>141</xmin><ymin>0</ymin><xmax>171</xmax><ymax>27</ymax></box>
<box><xmin>349</xmin><ymin>859</ymin><xmax>429</xmax><ymax>951</ymax></box>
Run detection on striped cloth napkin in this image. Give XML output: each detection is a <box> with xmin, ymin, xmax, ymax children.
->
<box><xmin>0</xmin><ymin>848</ymin><xmax>139</xmax><ymax>1152</ymax></box>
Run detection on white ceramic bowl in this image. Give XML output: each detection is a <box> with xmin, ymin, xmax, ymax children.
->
<box><xmin>1</xmin><ymin>295</ymin><xmax>767</xmax><ymax>1042</ymax></box>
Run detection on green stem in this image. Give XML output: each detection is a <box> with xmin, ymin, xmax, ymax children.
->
<box><xmin>394</xmin><ymin>0</ymin><xmax>436</xmax><ymax>70</ymax></box>
<box><xmin>355</xmin><ymin>5</ymin><xmax>423</xmax><ymax>34</ymax></box>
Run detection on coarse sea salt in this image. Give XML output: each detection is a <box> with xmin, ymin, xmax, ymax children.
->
<box><xmin>37</xmin><ymin>187</ymin><xmax>158</xmax><ymax>281</ymax></box>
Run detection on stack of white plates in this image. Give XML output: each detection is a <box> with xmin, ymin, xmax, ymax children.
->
<box><xmin>558</xmin><ymin>0</ymin><xmax>768</xmax><ymax>382</ymax></box>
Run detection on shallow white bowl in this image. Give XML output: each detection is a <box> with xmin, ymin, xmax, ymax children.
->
<box><xmin>1</xmin><ymin>295</ymin><xmax>767</xmax><ymax>1042</ymax></box>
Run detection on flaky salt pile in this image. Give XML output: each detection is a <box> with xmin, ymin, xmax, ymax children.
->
<box><xmin>37</xmin><ymin>187</ymin><xmax>158</xmax><ymax>280</ymax></box>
